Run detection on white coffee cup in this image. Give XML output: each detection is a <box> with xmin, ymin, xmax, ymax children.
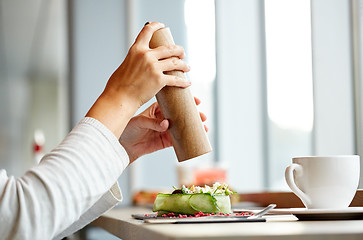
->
<box><xmin>285</xmin><ymin>155</ymin><xmax>360</xmax><ymax>209</ymax></box>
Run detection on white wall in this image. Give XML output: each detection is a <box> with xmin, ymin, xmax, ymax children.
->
<box><xmin>71</xmin><ymin>0</ymin><xmax>128</xmax><ymax>124</ymax></box>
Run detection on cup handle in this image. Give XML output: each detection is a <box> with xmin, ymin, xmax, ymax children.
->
<box><xmin>285</xmin><ymin>163</ymin><xmax>311</xmax><ymax>207</ymax></box>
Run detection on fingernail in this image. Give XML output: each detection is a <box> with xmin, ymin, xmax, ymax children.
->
<box><xmin>160</xmin><ymin>120</ymin><xmax>168</xmax><ymax>129</ymax></box>
<box><xmin>144</xmin><ymin>22</ymin><xmax>150</xmax><ymax>26</ymax></box>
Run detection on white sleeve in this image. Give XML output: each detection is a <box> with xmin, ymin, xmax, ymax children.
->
<box><xmin>53</xmin><ymin>182</ymin><xmax>122</xmax><ymax>240</ymax></box>
<box><xmin>0</xmin><ymin>117</ymin><xmax>129</xmax><ymax>240</ymax></box>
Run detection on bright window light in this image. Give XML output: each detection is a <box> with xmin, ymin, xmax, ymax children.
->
<box><xmin>184</xmin><ymin>0</ymin><xmax>216</xmax><ymax>84</ymax></box>
<box><xmin>265</xmin><ymin>0</ymin><xmax>314</xmax><ymax>132</ymax></box>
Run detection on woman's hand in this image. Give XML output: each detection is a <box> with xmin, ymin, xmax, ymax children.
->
<box><xmin>105</xmin><ymin>22</ymin><xmax>191</xmax><ymax>108</ymax></box>
<box><xmin>86</xmin><ymin>22</ymin><xmax>191</xmax><ymax>139</ymax></box>
<box><xmin>120</xmin><ymin>97</ymin><xmax>207</xmax><ymax>164</ymax></box>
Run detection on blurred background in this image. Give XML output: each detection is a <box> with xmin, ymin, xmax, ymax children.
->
<box><xmin>1</xmin><ymin>0</ymin><xmax>363</xmax><ymax>239</ymax></box>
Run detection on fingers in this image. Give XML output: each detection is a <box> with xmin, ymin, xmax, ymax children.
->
<box><xmin>200</xmin><ymin>112</ymin><xmax>207</xmax><ymax>122</ymax></box>
<box><xmin>134</xmin><ymin>22</ymin><xmax>165</xmax><ymax>47</ymax></box>
<box><xmin>153</xmin><ymin>45</ymin><xmax>186</xmax><ymax>60</ymax></box>
<box><xmin>162</xmin><ymin>75</ymin><xmax>191</xmax><ymax>88</ymax></box>
<box><xmin>139</xmin><ymin>115</ymin><xmax>169</xmax><ymax>132</ymax></box>
<box><xmin>141</xmin><ymin>100</ymin><xmax>207</xmax><ymax>134</ymax></box>
<box><xmin>141</xmin><ymin>102</ymin><xmax>158</xmax><ymax>116</ymax></box>
<box><xmin>159</xmin><ymin>57</ymin><xmax>190</xmax><ymax>73</ymax></box>
<box><xmin>135</xmin><ymin>21</ymin><xmax>191</xmax><ymax>90</ymax></box>
<box><xmin>148</xmin><ymin>99</ymin><xmax>205</xmax><ymax>122</ymax></box>
<box><xmin>194</xmin><ymin>97</ymin><xmax>201</xmax><ymax>105</ymax></box>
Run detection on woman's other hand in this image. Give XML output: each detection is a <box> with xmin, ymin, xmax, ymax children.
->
<box><xmin>120</xmin><ymin>97</ymin><xmax>207</xmax><ymax>164</ymax></box>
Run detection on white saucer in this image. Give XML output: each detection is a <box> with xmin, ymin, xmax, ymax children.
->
<box><xmin>269</xmin><ymin>207</ymin><xmax>363</xmax><ymax>220</ymax></box>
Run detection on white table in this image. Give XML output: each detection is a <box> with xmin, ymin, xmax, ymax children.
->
<box><xmin>91</xmin><ymin>207</ymin><xmax>363</xmax><ymax>240</ymax></box>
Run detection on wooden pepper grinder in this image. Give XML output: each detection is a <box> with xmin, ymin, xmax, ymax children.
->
<box><xmin>149</xmin><ymin>27</ymin><xmax>212</xmax><ymax>162</ymax></box>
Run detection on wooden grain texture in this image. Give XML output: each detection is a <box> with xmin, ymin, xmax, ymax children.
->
<box><xmin>149</xmin><ymin>27</ymin><xmax>212</xmax><ymax>162</ymax></box>
<box><xmin>239</xmin><ymin>190</ymin><xmax>363</xmax><ymax>208</ymax></box>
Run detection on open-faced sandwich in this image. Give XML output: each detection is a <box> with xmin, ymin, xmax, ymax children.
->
<box><xmin>153</xmin><ymin>182</ymin><xmax>234</xmax><ymax>216</ymax></box>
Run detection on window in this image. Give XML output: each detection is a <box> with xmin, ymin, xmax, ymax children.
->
<box><xmin>264</xmin><ymin>0</ymin><xmax>313</xmax><ymax>190</ymax></box>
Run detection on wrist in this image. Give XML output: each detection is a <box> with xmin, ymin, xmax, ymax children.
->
<box><xmin>123</xmin><ymin>146</ymin><xmax>137</xmax><ymax>165</ymax></box>
<box><xmin>86</xmin><ymin>91</ymin><xmax>139</xmax><ymax>139</ymax></box>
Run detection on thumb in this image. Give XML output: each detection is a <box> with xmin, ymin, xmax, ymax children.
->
<box><xmin>140</xmin><ymin>116</ymin><xmax>169</xmax><ymax>132</ymax></box>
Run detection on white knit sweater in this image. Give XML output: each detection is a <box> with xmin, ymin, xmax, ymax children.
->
<box><xmin>0</xmin><ymin>117</ymin><xmax>129</xmax><ymax>240</ymax></box>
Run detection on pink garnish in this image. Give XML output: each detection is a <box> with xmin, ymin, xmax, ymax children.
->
<box><xmin>156</xmin><ymin>211</ymin><xmax>253</xmax><ymax>218</ymax></box>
